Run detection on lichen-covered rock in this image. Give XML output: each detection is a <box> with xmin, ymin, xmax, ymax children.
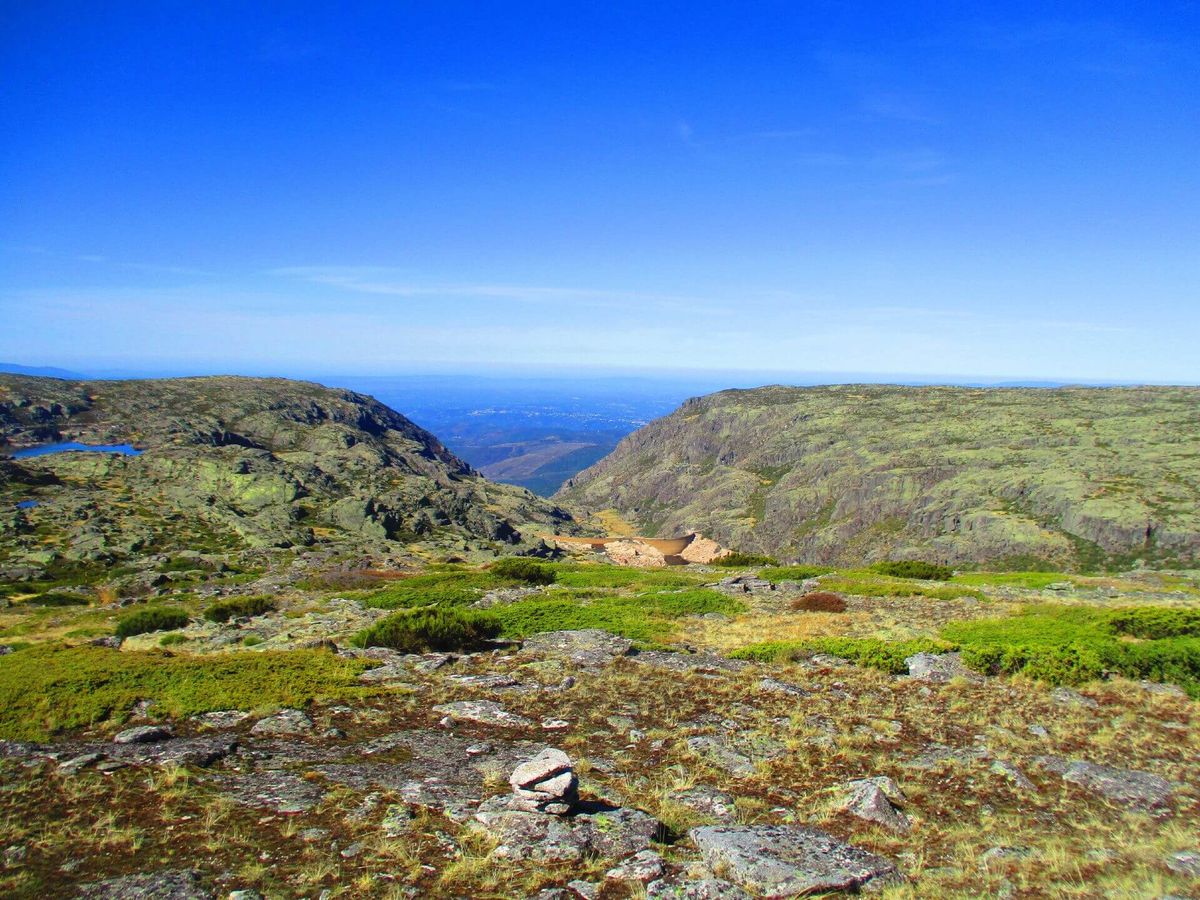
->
<box><xmin>605</xmin><ymin>849</ymin><xmax>666</xmax><ymax>886</ymax></box>
<box><xmin>508</xmin><ymin>748</ymin><xmax>578</xmax><ymax>814</ymax></box>
<box><xmin>432</xmin><ymin>700</ymin><xmax>534</xmax><ymax>728</ymax></box>
<box><xmin>905</xmin><ymin>652</ymin><xmax>983</xmax><ymax>684</ymax></box>
<box><xmin>646</xmin><ymin>877</ymin><xmax>751</xmax><ymax>899</ymax></box>
<box><xmin>668</xmin><ymin>785</ymin><xmax>738</xmax><ymax>822</ymax></box>
<box><xmin>837</xmin><ymin>778</ymin><xmax>910</xmax><ymax>832</ymax></box>
<box><xmin>1035</xmin><ymin>757</ymin><xmax>1176</xmax><ymax>812</ymax></box>
<box><xmin>249</xmin><ymin>708</ymin><xmax>313</xmax><ymax>736</ymax></box>
<box><xmin>473</xmin><ymin>798</ymin><xmax>660</xmax><ymax>864</ymax></box>
<box><xmin>113</xmin><ymin>725</ymin><xmax>173</xmax><ymax>745</ymax></box>
<box><xmin>521</xmin><ymin>630</ymin><xmax>634</xmax><ymax>667</ymax></box>
<box><xmin>75</xmin><ymin>868</ymin><xmax>211</xmax><ymax>899</ymax></box>
<box><xmin>689</xmin><ymin>825</ymin><xmax>898</xmax><ymax>895</ymax></box>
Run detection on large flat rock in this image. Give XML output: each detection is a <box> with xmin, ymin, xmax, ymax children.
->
<box><xmin>521</xmin><ymin>629</ymin><xmax>634</xmax><ymax>667</ymax></box>
<box><xmin>1035</xmin><ymin>756</ymin><xmax>1176</xmax><ymax>812</ymax></box>
<box><xmin>690</xmin><ymin>825</ymin><xmax>898</xmax><ymax>896</ymax></box>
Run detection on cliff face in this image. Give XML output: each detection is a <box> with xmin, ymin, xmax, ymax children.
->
<box><xmin>556</xmin><ymin>384</ymin><xmax>1200</xmax><ymax>570</ymax></box>
<box><xmin>0</xmin><ymin>375</ymin><xmax>574</xmax><ymax>570</ymax></box>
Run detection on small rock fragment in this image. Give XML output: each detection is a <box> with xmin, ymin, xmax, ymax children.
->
<box><xmin>605</xmin><ymin>849</ymin><xmax>666</xmax><ymax>885</ymax></box>
<box><xmin>113</xmin><ymin>725</ymin><xmax>172</xmax><ymax>745</ymax></box>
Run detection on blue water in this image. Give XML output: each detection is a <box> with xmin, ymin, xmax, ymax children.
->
<box><xmin>16</xmin><ymin>500</ymin><xmax>38</xmax><ymax>509</ymax></box>
<box><xmin>8</xmin><ymin>442</ymin><xmax>143</xmax><ymax>459</ymax></box>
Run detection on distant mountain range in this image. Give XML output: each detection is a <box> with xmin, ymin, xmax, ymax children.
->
<box><xmin>0</xmin><ymin>362</ymin><xmax>87</xmax><ymax>380</ymax></box>
<box><xmin>557</xmin><ymin>384</ymin><xmax>1200</xmax><ymax>570</ymax></box>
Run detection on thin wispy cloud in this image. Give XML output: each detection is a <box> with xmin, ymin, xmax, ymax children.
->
<box><xmin>270</xmin><ymin>267</ymin><xmax>728</xmax><ymax>315</ymax></box>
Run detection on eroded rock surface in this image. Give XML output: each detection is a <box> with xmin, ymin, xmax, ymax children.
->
<box><xmin>690</xmin><ymin>824</ymin><xmax>899</xmax><ymax>895</ymax></box>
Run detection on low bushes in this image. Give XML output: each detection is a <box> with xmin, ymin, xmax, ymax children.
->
<box><xmin>115</xmin><ymin>607</ymin><xmax>191</xmax><ymax>639</ymax></box>
<box><xmin>1104</xmin><ymin>606</ymin><xmax>1200</xmax><ymax>639</ymax></box>
<box><xmin>25</xmin><ymin>592</ymin><xmax>88</xmax><ymax>607</ymax></box>
<box><xmin>492</xmin><ymin>589</ymin><xmax>745</xmax><ymax>642</ymax></box>
<box><xmin>943</xmin><ymin>604</ymin><xmax>1200</xmax><ymax>696</ymax></box>
<box><xmin>869</xmin><ymin>560</ymin><xmax>953</xmax><ymax>581</ymax></box>
<box><xmin>351</xmin><ymin>607</ymin><xmax>502</xmax><ymax>653</ymax></box>
<box><xmin>760</xmin><ymin>565</ymin><xmax>835</xmax><ymax>583</ymax></box>
<box><xmin>820</xmin><ymin>573</ymin><xmax>984</xmax><ymax>601</ymax></box>
<box><xmin>554</xmin><ymin>564</ymin><xmax>707</xmax><ymax>590</ymax></box>
<box><xmin>731</xmin><ymin>637</ymin><xmax>954</xmax><ymax>674</ymax></box>
<box><xmin>0</xmin><ymin>644</ymin><xmax>374</xmax><ymax>740</ymax></box>
<box><xmin>789</xmin><ymin>591</ymin><xmax>847</xmax><ymax>613</ymax></box>
<box><xmin>204</xmin><ymin>595</ymin><xmax>275</xmax><ymax>623</ymax></box>
<box><xmin>360</xmin><ymin>570</ymin><xmax>511</xmax><ymax>610</ymax></box>
<box><xmin>712</xmin><ymin>552</ymin><xmax>779</xmax><ymax>567</ymax></box>
<box><xmin>489</xmin><ymin>557</ymin><xmax>557</xmax><ymax>585</ymax></box>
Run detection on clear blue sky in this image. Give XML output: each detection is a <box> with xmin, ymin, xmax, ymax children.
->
<box><xmin>2</xmin><ymin>2</ymin><xmax>1197</xmax><ymax>382</ymax></box>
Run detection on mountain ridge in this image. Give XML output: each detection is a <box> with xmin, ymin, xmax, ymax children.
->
<box><xmin>0</xmin><ymin>375</ymin><xmax>575</xmax><ymax>590</ymax></box>
<box><xmin>556</xmin><ymin>383</ymin><xmax>1200</xmax><ymax>569</ymax></box>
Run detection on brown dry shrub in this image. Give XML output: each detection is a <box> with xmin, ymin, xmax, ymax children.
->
<box><xmin>788</xmin><ymin>591</ymin><xmax>847</xmax><ymax>613</ymax></box>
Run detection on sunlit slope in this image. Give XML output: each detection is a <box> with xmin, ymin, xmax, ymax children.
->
<box><xmin>557</xmin><ymin>384</ymin><xmax>1200</xmax><ymax>569</ymax></box>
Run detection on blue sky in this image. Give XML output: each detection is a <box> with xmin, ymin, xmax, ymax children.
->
<box><xmin>1</xmin><ymin>2</ymin><xmax>1197</xmax><ymax>382</ymax></box>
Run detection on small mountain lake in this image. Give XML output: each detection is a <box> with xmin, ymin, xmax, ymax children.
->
<box><xmin>16</xmin><ymin>500</ymin><xmax>38</xmax><ymax>509</ymax></box>
<box><xmin>7</xmin><ymin>442</ymin><xmax>143</xmax><ymax>459</ymax></box>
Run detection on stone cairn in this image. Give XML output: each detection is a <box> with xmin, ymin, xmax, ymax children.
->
<box><xmin>508</xmin><ymin>748</ymin><xmax>578</xmax><ymax>815</ymax></box>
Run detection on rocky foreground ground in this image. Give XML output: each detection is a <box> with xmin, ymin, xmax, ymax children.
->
<box><xmin>0</xmin><ymin>570</ymin><xmax>1197</xmax><ymax>899</ymax></box>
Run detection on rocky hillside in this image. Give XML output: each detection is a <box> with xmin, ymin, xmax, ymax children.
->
<box><xmin>557</xmin><ymin>384</ymin><xmax>1200</xmax><ymax>569</ymax></box>
<box><xmin>0</xmin><ymin>375</ymin><xmax>574</xmax><ymax>583</ymax></box>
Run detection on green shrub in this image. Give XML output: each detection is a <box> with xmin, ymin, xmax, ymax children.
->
<box><xmin>0</xmin><ymin>644</ymin><xmax>375</xmax><ymax>740</ymax></box>
<box><xmin>1105</xmin><ymin>606</ymin><xmax>1200</xmax><ymax>639</ymax></box>
<box><xmin>731</xmin><ymin>637</ymin><xmax>955</xmax><ymax>673</ymax></box>
<box><xmin>951</xmin><ymin>571</ymin><xmax>1077</xmax><ymax>590</ymax></box>
<box><xmin>159</xmin><ymin>633</ymin><xmax>187</xmax><ymax>647</ymax></box>
<box><xmin>712</xmin><ymin>552</ymin><xmax>779</xmax><ymax>567</ymax></box>
<box><xmin>869</xmin><ymin>560</ymin><xmax>953</xmax><ymax>581</ymax></box>
<box><xmin>25</xmin><ymin>592</ymin><xmax>88</xmax><ymax>607</ymax></box>
<box><xmin>821</xmin><ymin>572</ymin><xmax>984</xmax><ymax>601</ymax></box>
<box><xmin>489</xmin><ymin>557</ymin><xmax>557</xmax><ymax>585</ymax></box>
<box><xmin>943</xmin><ymin>604</ymin><xmax>1200</xmax><ymax>696</ymax></box>
<box><xmin>204</xmin><ymin>595</ymin><xmax>275</xmax><ymax>623</ymax></box>
<box><xmin>493</xmin><ymin>589</ymin><xmax>745</xmax><ymax>642</ymax></box>
<box><xmin>242</xmin><ymin>634</ymin><xmax>263</xmax><ymax>647</ymax></box>
<box><xmin>115</xmin><ymin>607</ymin><xmax>191</xmax><ymax>639</ymax></box>
<box><xmin>359</xmin><ymin>569</ymin><xmax>511</xmax><ymax>610</ymax></box>
<box><xmin>351</xmin><ymin>607</ymin><xmax>502</xmax><ymax>653</ymax></box>
<box><xmin>760</xmin><ymin>565</ymin><xmax>835</xmax><ymax>583</ymax></box>
<box><xmin>553</xmin><ymin>564</ymin><xmax>707</xmax><ymax>590</ymax></box>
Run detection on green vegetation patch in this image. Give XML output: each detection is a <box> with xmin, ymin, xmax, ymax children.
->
<box><xmin>351</xmin><ymin>607</ymin><xmax>502</xmax><ymax>654</ymax></box>
<box><xmin>552</xmin><ymin>564</ymin><xmax>709</xmax><ymax>590</ymax></box>
<box><xmin>0</xmin><ymin>644</ymin><xmax>376</xmax><ymax>740</ymax></box>
<box><xmin>489</xmin><ymin>557</ymin><xmax>556</xmax><ymax>585</ymax></box>
<box><xmin>819</xmin><ymin>572</ymin><xmax>984</xmax><ymax>601</ymax></box>
<box><xmin>712</xmin><ymin>552</ymin><xmax>779</xmax><ymax>567</ymax></box>
<box><xmin>493</xmin><ymin>588</ymin><xmax>745</xmax><ymax>642</ymax></box>
<box><xmin>951</xmin><ymin>571</ymin><xmax>1079</xmax><ymax>590</ymax></box>
<box><xmin>869</xmin><ymin>560</ymin><xmax>953</xmax><ymax>581</ymax></box>
<box><xmin>760</xmin><ymin>565</ymin><xmax>835</xmax><ymax>582</ymax></box>
<box><xmin>1105</xmin><ymin>606</ymin><xmax>1200</xmax><ymax>639</ymax></box>
<box><xmin>23</xmin><ymin>591</ymin><xmax>89</xmax><ymax>607</ymax></box>
<box><xmin>731</xmin><ymin>637</ymin><xmax>954</xmax><ymax>674</ymax></box>
<box><xmin>204</xmin><ymin>595</ymin><xmax>276</xmax><ymax>623</ymax></box>
<box><xmin>115</xmin><ymin>606</ymin><xmax>191</xmax><ymax>639</ymax></box>
<box><xmin>942</xmin><ymin>604</ymin><xmax>1200</xmax><ymax>696</ymax></box>
<box><xmin>358</xmin><ymin>569</ymin><xmax>511</xmax><ymax>610</ymax></box>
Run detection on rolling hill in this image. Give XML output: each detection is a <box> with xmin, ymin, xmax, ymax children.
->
<box><xmin>557</xmin><ymin>384</ymin><xmax>1200</xmax><ymax>570</ymax></box>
